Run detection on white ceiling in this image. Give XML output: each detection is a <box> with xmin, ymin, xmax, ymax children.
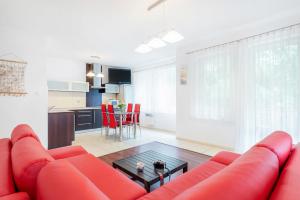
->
<box><xmin>1</xmin><ymin>0</ymin><xmax>300</xmax><ymax>67</ymax></box>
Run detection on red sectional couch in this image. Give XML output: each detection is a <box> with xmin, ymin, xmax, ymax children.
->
<box><xmin>0</xmin><ymin>124</ymin><xmax>300</xmax><ymax>200</ymax></box>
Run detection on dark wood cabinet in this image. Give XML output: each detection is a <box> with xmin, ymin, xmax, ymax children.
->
<box><xmin>93</xmin><ymin>109</ymin><xmax>102</xmax><ymax>129</ymax></box>
<box><xmin>73</xmin><ymin>109</ymin><xmax>102</xmax><ymax>131</ymax></box>
<box><xmin>48</xmin><ymin>112</ymin><xmax>75</xmax><ymax>149</ymax></box>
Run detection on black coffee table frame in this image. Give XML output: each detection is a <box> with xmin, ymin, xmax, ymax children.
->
<box><xmin>112</xmin><ymin>150</ymin><xmax>188</xmax><ymax>192</ymax></box>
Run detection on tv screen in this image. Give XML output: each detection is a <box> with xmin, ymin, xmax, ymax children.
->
<box><xmin>108</xmin><ymin>68</ymin><xmax>131</xmax><ymax>84</ymax></box>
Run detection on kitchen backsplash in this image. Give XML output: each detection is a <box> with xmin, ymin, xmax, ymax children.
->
<box><xmin>48</xmin><ymin>91</ymin><xmax>86</xmax><ymax>108</ymax></box>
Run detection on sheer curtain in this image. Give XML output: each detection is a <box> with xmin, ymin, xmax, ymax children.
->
<box><xmin>236</xmin><ymin>25</ymin><xmax>300</xmax><ymax>152</ymax></box>
<box><xmin>189</xmin><ymin>43</ymin><xmax>236</xmax><ymax>121</ymax></box>
<box><xmin>188</xmin><ymin>24</ymin><xmax>300</xmax><ymax>152</ymax></box>
<box><xmin>133</xmin><ymin>64</ymin><xmax>176</xmax><ymax>114</ymax></box>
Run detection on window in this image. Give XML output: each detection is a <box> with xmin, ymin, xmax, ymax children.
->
<box><xmin>189</xmin><ymin>44</ymin><xmax>236</xmax><ymax>121</ymax></box>
<box><xmin>133</xmin><ymin>64</ymin><xmax>176</xmax><ymax>114</ymax></box>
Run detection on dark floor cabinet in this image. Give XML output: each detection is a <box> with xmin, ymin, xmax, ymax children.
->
<box><xmin>48</xmin><ymin>112</ymin><xmax>75</xmax><ymax>149</ymax></box>
<box><xmin>73</xmin><ymin>109</ymin><xmax>102</xmax><ymax>131</ymax></box>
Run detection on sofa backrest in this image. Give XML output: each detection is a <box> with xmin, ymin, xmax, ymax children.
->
<box><xmin>270</xmin><ymin>143</ymin><xmax>300</xmax><ymax>200</ymax></box>
<box><xmin>0</xmin><ymin>138</ymin><xmax>15</xmax><ymax>197</ymax></box>
<box><xmin>36</xmin><ymin>160</ymin><xmax>110</xmax><ymax>200</ymax></box>
<box><xmin>11</xmin><ymin>124</ymin><xmax>40</xmax><ymax>145</ymax></box>
<box><xmin>255</xmin><ymin>131</ymin><xmax>292</xmax><ymax>168</ymax></box>
<box><xmin>174</xmin><ymin>146</ymin><xmax>279</xmax><ymax>200</ymax></box>
<box><xmin>11</xmin><ymin>137</ymin><xmax>54</xmax><ymax>199</ymax></box>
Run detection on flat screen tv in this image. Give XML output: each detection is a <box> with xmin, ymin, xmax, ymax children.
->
<box><xmin>108</xmin><ymin>68</ymin><xmax>131</xmax><ymax>84</ymax></box>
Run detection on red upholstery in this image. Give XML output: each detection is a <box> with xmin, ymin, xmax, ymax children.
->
<box><xmin>11</xmin><ymin>137</ymin><xmax>54</xmax><ymax>199</ymax></box>
<box><xmin>174</xmin><ymin>147</ymin><xmax>279</xmax><ymax>200</ymax></box>
<box><xmin>0</xmin><ymin>192</ymin><xmax>30</xmax><ymax>200</ymax></box>
<box><xmin>210</xmin><ymin>151</ymin><xmax>241</xmax><ymax>165</ymax></box>
<box><xmin>133</xmin><ymin>104</ymin><xmax>140</xmax><ymax>123</ymax></box>
<box><xmin>126</xmin><ymin>103</ymin><xmax>133</xmax><ymax>123</ymax></box>
<box><xmin>0</xmin><ymin>139</ymin><xmax>15</xmax><ymax>197</ymax></box>
<box><xmin>255</xmin><ymin>131</ymin><xmax>292</xmax><ymax>167</ymax></box>
<box><xmin>36</xmin><ymin>160</ymin><xmax>110</xmax><ymax>200</ymax></box>
<box><xmin>11</xmin><ymin>124</ymin><xmax>40</xmax><ymax>145</ymax></box>
<box><xmin>101</xmin><ymin>104</ymin><xmax>109</xmax><ymax>127</ymax></box>
<box><xmin>47</xmin><ymin>145</ymin><xmax>87</xmax><ymax>160</ymax></box>
<box><xmin>107</xmin><ymin>105</ymin><xmax>114</xmax><ymax>113</ymax></box>
<box><xmin>138</xmin><ymin>161</ymin><xmax>226</xmax><ymax>200</ymax></box>
<box><xmin>65</xmin><ymin>153</ymin><xmax>147</xmax><ymax>200</ymax></box>
<box><xmin>270</xmin><ymin>143</ymin><xmax>300</xmax><ymax>200</ymax></box>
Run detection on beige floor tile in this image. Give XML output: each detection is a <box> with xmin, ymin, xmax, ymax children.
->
<box><xmin>72</xmin><ymin>127</ymin><xmax>228</xmax><ymax>157</ymax></box>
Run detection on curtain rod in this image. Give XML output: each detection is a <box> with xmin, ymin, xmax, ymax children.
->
<box><xmin>133</xmin><ymin>60</ymin><xmax>175</xmax><ymax>73</ymax></box>
<box><xmin>0</xmin><ymin>59</ymin><xmax>27</xmax><ymax>64</ymax></box>
<box><xmin>186</xmin><ymin>22</ymin><xmax>300</xmax><ymax>55</ymax></box>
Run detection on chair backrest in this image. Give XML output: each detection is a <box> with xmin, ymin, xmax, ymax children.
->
<box><xmin>126</xmin><ymin>103</ymin><xmax>133</xmax><ymax>122</ymax></box>
<box><xmin>108</xmin><ymin>113</ymin><xmax>117</xmax><ymax>128</ymax></box>
<box><xmin>101</xmin><ymin>104</ymin><xmax>108</xmax><ymax>127</ymax></box>
<box><xmin>133</xmin><ymin>104</ymin><xmax>141</xmax><ymax>123</ymax></box>
<box><xmin>107</xmin><ymin>104</ymin><xmax>114</xmax><ymax>113</ymax></box>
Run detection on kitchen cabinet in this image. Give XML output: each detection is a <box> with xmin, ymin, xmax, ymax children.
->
<box><xmin>48</xmin><ymin>111</ymin><xmax>75</xmax><ymax>149</ymax></box>
<box><xmin>73</xmin><ymin>109</ymin><xmax>102</xmax><ymax>131</ymax></box>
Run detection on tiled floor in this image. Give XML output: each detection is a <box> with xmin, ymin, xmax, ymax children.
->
<box><xmin>72</xmin><ymin>127</ymin><xmax>228</xmax><ymax>157</ymax></box>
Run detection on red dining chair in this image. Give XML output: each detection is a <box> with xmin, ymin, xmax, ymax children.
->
<box><xmin>133</xmin><ymin>104</ymin><xmax>141</xmax><ymax>135</ymax></box>
<box><xmin>107</xmin><ymin>104</ymin><xmax>129</xmax><ymax>140</ymax></box>
<box><xmin>107</xmin><ymin>104</ymin><xmax>114</xmax><ymax>113</ymax></box>
<box><xmin>126</xmin><ymin>103</ymin><xmax>133</xmax><ymax>123</ymax></box>
<box><xmin>125</xmin><ymin>103</ymin><xmax>133</xmax><ymax>138</ymax></box>
<box><xmin>101</xmin><ymin>104</ymin><xmax>108</xmax><ymax>135</ymax></box>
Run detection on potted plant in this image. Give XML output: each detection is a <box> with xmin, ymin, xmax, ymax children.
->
<box><xmin>118</xmin><ymin>103</ymin><xmax>126</xmax><ymax>112</ymax></box>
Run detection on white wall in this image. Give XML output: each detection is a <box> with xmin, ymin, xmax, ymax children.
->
<box><xmin>0</xmin><ymin>27</ymin><xmax>48</xmax><ymax>147</ymax></box>
<box><xmin>176</xmin><ymin>13</ymin><xmax>300</xmax><ymax>150</ymax></box>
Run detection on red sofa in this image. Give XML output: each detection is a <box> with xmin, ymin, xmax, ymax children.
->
<box><xmin>0</xmin><ymin>124</ymin><xmax>146</xmax><ymax>200</ymax></box>
<box><xmin>1</xmin><ymin>124</ymin><xmax>300</xmax><ymax>200</ymax></box>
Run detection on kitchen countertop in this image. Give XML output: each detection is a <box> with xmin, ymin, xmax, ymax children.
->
<box><xmin>48</xmin><ymin>107</ymin><xmax>101</xmax><ymax>113</ymax></box>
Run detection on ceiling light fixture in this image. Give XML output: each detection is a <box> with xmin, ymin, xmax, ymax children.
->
<box><xmin>147</xmin><ymin>37</ymin><xmax>166</xmax><ymax>48</ymax></box>
<box><xmin>86</xmin><ymin>71</ymin><xmax>95</xmax><ymax>77</ymax></box>
<box><xmin>96</xmin><ymin>73</ymin><xmax>104</xmax><ymax>78</ymax></box>
<box><xmin>135</xmin><ymin>44</ymin><xmax>152</xmax><ymax>54</ymax></box>
<box><xmin>162</xmin><ymin>30</ymin><xmax>184</xmax><ymax>43</ymax></box>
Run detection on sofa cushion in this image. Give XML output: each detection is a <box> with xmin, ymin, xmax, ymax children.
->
<box><xmin>65</xmin><ymin>154</ymin><xmax>147</xmax><ymax>200</ymax></box>
<box><xmin>11</xmin><ymin>124</ymin><xmax>40</xmax><ymax>145</ymax></box>
<box><xmin>11</xmin><ymin>137</ymin><xmax>54</xmax><ymax>199</ymax></box>
<box><xmin>0</xmin><ymin>192</ymin><xmax>30</xmax><ymax>200</ymax></box>
<box><xmin>270</xmin><ymin>143</ymin><xmax>300</xmax><ymax>200</ymax></box>
<box><xmin>174</xmin><ymin>147</ymin><xmax>279</xmax><ymax>200</ymax></box>
<box><xmin>47</xmin><ymin>146</ymin><xmax>87</xmax><ymax>160</ymax></box>
<box><xmin>0</xmin><ymin>139</ymin><xmax>15</xmax><ymax>197</ymax></box>
<box><xmin>255</xmin><ymin>131</ymin><xmax>292</xmax><ymax>168</ymax></box>
<box><xmin>138</xmin><ymin>160</ymin><xmax>226</xmax><ymax>200</ymax></box>
<box><xmin>210</xmin><ymin>151</ymin><xmax>241</xmax><ymax>165</ymax></box>
<box><xmin>36</xmin><ymin>160</ymin><xmax>110</xmax><ymax>200</ymax></box>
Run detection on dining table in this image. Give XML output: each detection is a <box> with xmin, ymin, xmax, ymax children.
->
<box><xmin>106</xmin><ymin>111</ymin><xmax>139</xmax><ymax>141</ymax></box>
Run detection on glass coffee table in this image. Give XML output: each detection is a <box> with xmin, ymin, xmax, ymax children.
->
<box><xmin>112</xmin><ymin>150</ymin><xmax>188</xmax><ymax>192</ymax></box>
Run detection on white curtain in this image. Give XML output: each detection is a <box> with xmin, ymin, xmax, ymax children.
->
<box><xmin>236</xmin><ymin>25</ymin><xmax>300</xmax><ymax>152</ymax></box>
<box><xmin>189</xmin><ymin>43</ymin><xmax>236</xmax><ymax>121</ymax></box>
<box><xmin>188</xmin><ymin>25</ymin><xmax>300</xmax><ymax>152</ymax></box>
<box><xmin>133</xmin><ymin>64</ymin><xmax>176</xmax><ymax>114</ymax></box>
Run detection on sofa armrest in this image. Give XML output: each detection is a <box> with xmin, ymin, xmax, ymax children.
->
<box><xmin>0</xmin><ymin>192</ymin><xmax>30</xmax><ymax>200</ymax></box>
<box><xmin>47</xmin><ymin>146</ymin><xmax>87</xmax><ymax>160</ymax></box>
<box><xmin>210</xmin><ymin>151</ymin><xmax>240</xmax><ymax>165</ymax></box>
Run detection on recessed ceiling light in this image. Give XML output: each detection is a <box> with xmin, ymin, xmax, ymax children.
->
<box><xmin>147</xmin><ymin>37</ymin><xmax>166</xmax><ymax>48</ymax></box>
<box><xmin>135</xmin><ymin>44</ymin><xmax>152</xmax><ymax>54</ymax></box>
<box><xmin>162</xmin><ymin>30</ymin><xmax>184</xmax><ymax>43</ymax></box>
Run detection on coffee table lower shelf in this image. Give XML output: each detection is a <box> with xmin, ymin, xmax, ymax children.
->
<box><xmin>112</xmin><ymin>150</ymin><xmax>188</xmax><ymax>192</ymax></box>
